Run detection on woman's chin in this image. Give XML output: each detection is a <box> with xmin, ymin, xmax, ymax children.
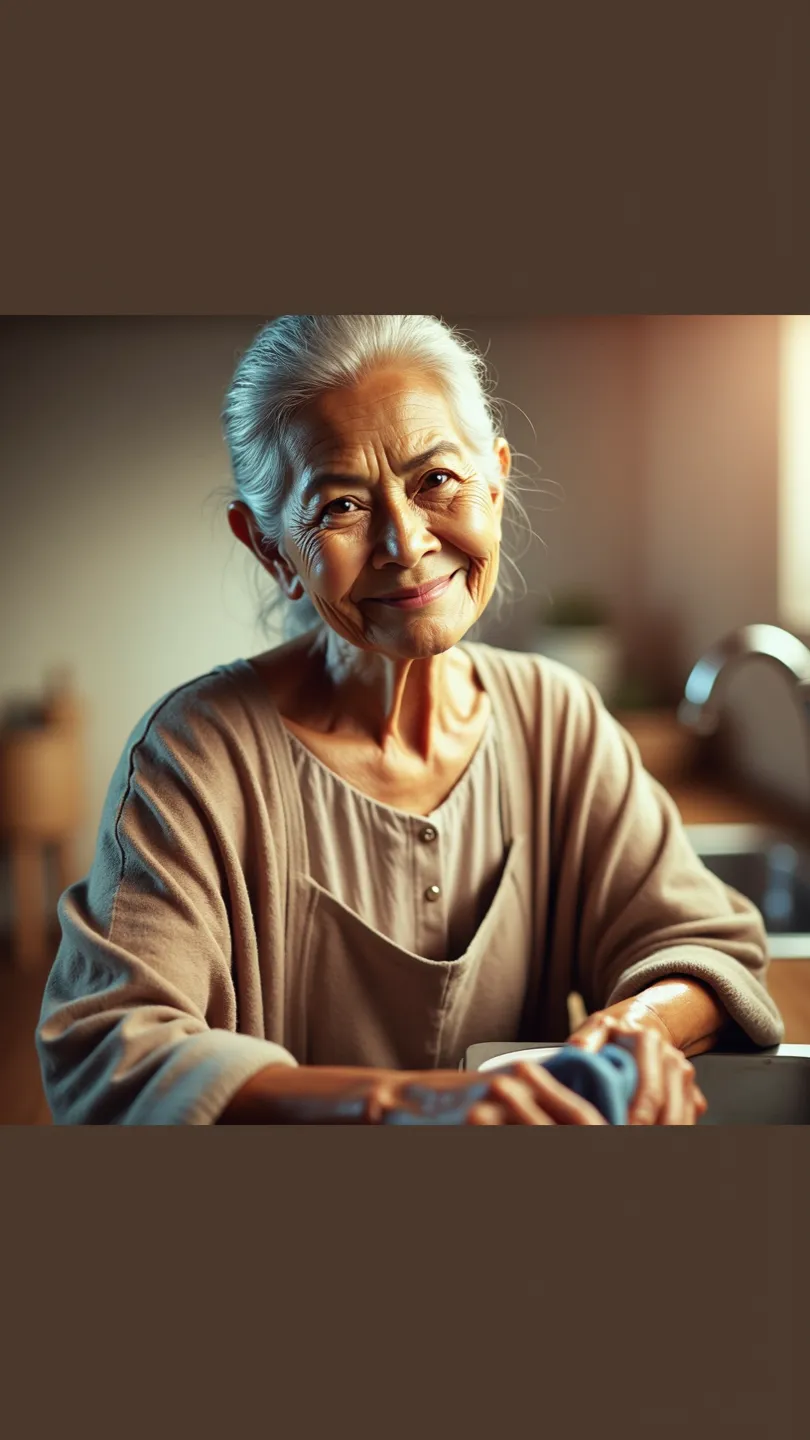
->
<box><xmin>319</xmin><ymin>586</ymin><xmax>480</xmax><ymax>660</ymax></box>
<box><xmin>367</xmin><ymin>613</ymin><xmax>472</xmax><ymax>660</ymax></box>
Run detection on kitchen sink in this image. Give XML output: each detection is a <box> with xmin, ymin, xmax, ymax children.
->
<box><xmin>684</xmin><ymin>823</ymin><xmax>810</xmax><ymax>958</ymax></box>
<box><xmin>464</xmin><ymin>1042</ymin><xmax>810</xmax><ymax>1124</ymax></box>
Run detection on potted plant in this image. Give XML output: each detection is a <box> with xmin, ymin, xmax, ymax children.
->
<box><xmin>531</xmin><ymin>589</ymin><xmax>623</xmax><ymax>704</ymax></box>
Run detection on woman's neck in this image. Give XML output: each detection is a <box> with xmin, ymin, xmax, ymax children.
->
<box><xmin>294</xmin><ymin>624</ymin><xmax>480</xmax><ymax>761</ymax></box>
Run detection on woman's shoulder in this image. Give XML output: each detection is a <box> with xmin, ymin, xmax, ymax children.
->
<box><xmin>465</xmin><ymin>642</ymin><xmax>627</xmax><ymax>797</ymax></box>
<box><xmin>117</xmin><ymin>645</ymin><xmax>300</xmax><ymax>777</ymax></box>
<box><xmin>464</xmin><ymin>639</ymin><xmax>602</xmax><ymax>717</ymax></box>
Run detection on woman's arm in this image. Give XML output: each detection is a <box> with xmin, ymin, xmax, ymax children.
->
<box><xmin>219</xmin><ymin>1065</ymin><xmax>384</xmax><ymax>1123</ymax></box>
<box><xmin>615</xmin><ymin>975</ymin><xmax>732</xmax><ymax>1057</ymax></box>
<box><xmin>573</xmin><ymin>974</ymin><xmax>732</xmax><ymax>1059</ymax></box>
<box><xmin>544</xmin><ymin>673</ymin><xmax>783</xmax><ymax>1122</ymax></box>
<box><xmin>552</xmin><ymin>674</ymin><xmax>784</xmax><ymax>1051</ymax></box>
<box><xmin>37</xmin><ymin>689</ymin><xmax>299</xmax><ymax>1125</ymax></box>
<box><xmin>217</xmin><ymin>1061</ymin><xmax>609</xmax><ymax>1125</ymax></box>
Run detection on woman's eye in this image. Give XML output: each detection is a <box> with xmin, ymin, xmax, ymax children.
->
<box><xmin>422</xmin><ymin>470</ymin><xmax>456</xmax><ymax>491</ymax></box>
<box><xmin>320</xmin><ymin>497</ymin><xmax>359</xmax><ymax>522</ymax></box>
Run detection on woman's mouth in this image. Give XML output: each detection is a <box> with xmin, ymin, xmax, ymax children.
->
<box><xmin>369</xmin><ymin>570</ymin><xmax>462</xmax><ymax>610</ymax></box>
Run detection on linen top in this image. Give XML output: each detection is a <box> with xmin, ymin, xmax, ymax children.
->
<box><xmin>284</xmin><ymin>717</ymin><xmax>504</xmax><ymax>962</ymax></box>
<box><xmin>36</xmin><ymin>641</ymin><xmax>785</xmax><ymax>1125</ymax></box>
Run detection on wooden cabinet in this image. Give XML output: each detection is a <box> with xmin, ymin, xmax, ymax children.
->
<box><xmin>0</xmin><ymin>672</ymin><xmax>84</xmax><ymax>969</ymax></box>
<box><xmin>766</xmin><ymin>962</ymin><xmax>810</xmax><ymax>1042</ymax></box>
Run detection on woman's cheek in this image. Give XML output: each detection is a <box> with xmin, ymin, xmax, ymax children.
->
<box><xmin>471</xmin><ymin>552</ymin><xmax>500</xmax><ymax>610</ymax></box>
<box><xmin>319</xmin><ymin>599</ymin><xmax>367</xmax><ymax>646</ymax></box>
<box><xmin>306</xmin><ymin>542</ymin><xmax>370</xmax><ymax>640</ymax></box>
<box><xmin>450</xmin><ymin>493</ymin><xmax>502</xmax><ymax>556</ymax></box>
<box><xmin>445</xmin><ymin>503</ymin><xmax>501</xmax><ymax>595</ymax></box>
<box><xmin>307</xmin><ymin>536</ymin><xmax>361</xmax><ymax>603</ymax></box>
<box><xmin>310</xmin><ymin>584</ymin><xmax>366</xmax><ymax>639</ymax></box>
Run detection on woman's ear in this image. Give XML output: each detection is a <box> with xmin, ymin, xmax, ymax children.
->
<box><xmin>488</xmin><ymin>438</ymin><xmax>511</xmax><ymax>530</ymax></box>
<box><xmin>494</xmin><ymin>437</ymin><xmax>511</xmax><ymax>484</ymax></box>
<box><xmin>227</xmin><ymin>502</ymin><xmax>305</xmax><ymax>601</ymax></box>
<box><xmin>270</xmin><ymin>555</ymin><xmax>305</xmax><ymax>602</ymax></box>
<box><xmin>227</xmin><ymin>501</ymin><xmax>261</xmax><ymax>556</ymax></box>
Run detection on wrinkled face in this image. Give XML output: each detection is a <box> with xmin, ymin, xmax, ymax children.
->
<box><xmin>273</xmin><ymin>368</ymin><xmax>510</xmax><ymax>659</ymax></box>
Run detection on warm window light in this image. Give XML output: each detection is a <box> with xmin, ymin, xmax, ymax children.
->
<box><xmin>779</xmin><ymin>314</ymin><xmax>810</xmax><ymax>631</ymax></box>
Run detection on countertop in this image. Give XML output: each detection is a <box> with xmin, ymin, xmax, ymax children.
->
<box><xmin>668</xmin><ymin>774</ymin><xmax>809</xmax><ymax>833</ymax></box>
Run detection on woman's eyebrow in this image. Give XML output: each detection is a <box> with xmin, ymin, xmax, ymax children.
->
<box><xmin>302</xmin><ymin>442</ymin><xmax>465</xmax><ymax>499</ymax></box>
<box><xmin>396</xmin><ymin>442</ymin><xmax>465</xmax><ymax>474</ymax></box>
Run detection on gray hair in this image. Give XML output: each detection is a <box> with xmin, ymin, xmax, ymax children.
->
<box><xmin>221</xmin><ymin>315</ymin><xmax>531</xmax><ymax>639</ymax></box>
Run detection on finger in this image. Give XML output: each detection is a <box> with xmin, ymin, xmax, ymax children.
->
<box><xmin>682</xmin><ymin>1083</ymin><xmax>697</xmax><ymax>1127</ymax></box>
<box><xmin>488</xmin><ymin>1074</ymin><xmax>554</xmax><ymax>1125</ymax></box>
<box><xmin>628</xmin><ymin>1028</ymin><xmax>666</xmax><ymax>1125</ymax></box>
<box><xmin>466</xmin><ymin>1101</ymin><xmax>508</xmax><ymax>1126</ymax></box>
<box><xmin>512</xmin><ymin>1062</ymin><xmax>608</xmax><ymax>1126</ymax></box>
<box><xmin>679</xmin><ymin>1060</ymin><xmax>698</xmax><ymax>1127</ymax></box>
<box><xmin>685</xmin><ymin>1070</ymin><xmax>708</xmax><ymax>1123</ymax></box>
<box><xmin>366</xmin><ymin>1079</ymin><xmax>401</xmax><ymax>1124</ymax></box>
<box><xmin>681</xmin><ymin>1056</ymin><xmax>702</xmax><ymax>1126</ymax></box>
<box><xmin>467</xmin><ymin>1094</ymin><xmax>552</xmax><ymax>1127</ymax></box>
<box><xmin>567</xmin><ymin>1018</ymin><xmax>611</xmax><ymax>1053</ymax></box>
<box><xmin>661</xmin><ymin>1053</ymin><xmax>688</xmax><ymax>1125</ymax></box>
<box><xmin>676</xmin><ymin>1056</ymin><xmax>710</xmax><ymax>1126</ymax></box>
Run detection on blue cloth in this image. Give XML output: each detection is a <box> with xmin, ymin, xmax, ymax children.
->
<box><xmin>540</xmin><ymin>1044</ymin><xmax>638</xmax><ymax>1125</ymax></box>
<box><xmin>385</xmin><ymin>1044</ymin><xmax>638</xmax><ymax>1125</ymax></box>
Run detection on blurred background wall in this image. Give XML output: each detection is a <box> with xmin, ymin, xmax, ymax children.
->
<box><xmin>0</xmin><ymin>314</ymin><xmax>806</xmax><ymax>905</ymax></box>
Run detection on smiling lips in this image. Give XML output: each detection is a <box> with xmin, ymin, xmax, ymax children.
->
<box><xmin>369</xmin><ymin>571</ymin><xmax>460</xmax><ymax>610</ymax></box>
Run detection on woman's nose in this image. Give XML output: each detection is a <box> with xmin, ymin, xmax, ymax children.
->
<box><xmin>371</xmin><ymin>496</ymin><xmax>439</xmax><ymax>568</ymax></box>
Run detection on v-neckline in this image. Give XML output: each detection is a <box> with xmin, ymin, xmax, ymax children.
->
<box><xmin>281</xmin><ymin>705</ymin><xmax>496</xmax><ymax>822</ymax></box>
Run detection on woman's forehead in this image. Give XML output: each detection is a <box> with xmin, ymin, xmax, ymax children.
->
<box><xmin>288</xmin><ymin>369</ymin><xmax>463</xmax><ymax>468</ymax></box>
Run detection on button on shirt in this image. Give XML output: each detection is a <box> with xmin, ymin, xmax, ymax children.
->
<box><xmin>284</xmin><ymin>720</ymin><xmax>506</xmax><ymax>962</ymax></box>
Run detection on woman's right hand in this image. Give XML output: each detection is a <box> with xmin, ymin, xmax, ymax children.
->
<box><xmin>219</xmin><ymin>1061</ymin><xmax>607</xmax><ymax>1125</ymax></box>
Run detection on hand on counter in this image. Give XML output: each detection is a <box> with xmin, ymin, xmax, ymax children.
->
<box><xmin>567</xmin><ymin>983</ymin><xmax>714</xmax><ymax>1125</ymax></box>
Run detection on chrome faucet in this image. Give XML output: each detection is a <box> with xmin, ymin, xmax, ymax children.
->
<box><xmin>678</xmin><ymin>624</ymin><xmax>810</xmax><ymax>736</ymax></box>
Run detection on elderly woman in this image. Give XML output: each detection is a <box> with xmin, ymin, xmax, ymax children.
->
<box><xmin>37</xmin><ymin>315</ymin><xmax>783</xmax><ymax>1125</ymax></box>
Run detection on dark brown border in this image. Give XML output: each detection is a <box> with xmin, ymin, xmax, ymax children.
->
<box><xmin>2</xmin><ymin>1128</ymin><xmax>807</xmax><ymax>1434</ymax></box>
<box><xmin>1</xmin><ymin>7</ymin><xmax>808</xmax><ymax>314</ymax></box>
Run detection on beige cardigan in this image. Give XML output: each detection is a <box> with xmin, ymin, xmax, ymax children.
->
<box><xmin>36</xmin><ymin>642</ymin><xmax>784</xmax><ymax>1124</ymax></box>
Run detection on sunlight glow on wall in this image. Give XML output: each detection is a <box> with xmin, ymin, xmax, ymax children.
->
<box><xmin>779</xmin><ymin>315</ymin><xmax>810</xmax><ymax>631</ymax></box>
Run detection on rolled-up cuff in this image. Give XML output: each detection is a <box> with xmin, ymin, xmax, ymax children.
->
<box><xmin>604</xmin><ymin>945</ymin><xmax>784</xmax><ymax>1049</ymax></box>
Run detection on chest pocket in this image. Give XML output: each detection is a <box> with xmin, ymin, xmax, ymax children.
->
<box><xmin>289</xmin><ymin>832</ymin><xmax>532</xmax><ymax>1071</ymax></box>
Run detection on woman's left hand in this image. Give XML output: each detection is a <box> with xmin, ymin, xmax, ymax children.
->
<box><xmin>568</xmin><ymin>996</ymin><xmax>709</xmax><ymax>1125</ymax></box>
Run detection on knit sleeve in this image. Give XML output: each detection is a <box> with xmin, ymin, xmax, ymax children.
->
<box><xmin>36</xmin><ymin>683</ymin><xmax>298</xmax><ymax>1125</ymax></box>
<box><xmin>551</xmin><ymin>671</ymin><xmax>784</xmax><ymax>1048</ymax></box>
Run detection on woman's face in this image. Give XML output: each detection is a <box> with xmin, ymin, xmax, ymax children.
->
<box><xmin>268</xmin><ymin>368</ymin><xmax>510</xmax><ymax>659</ymax></box>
